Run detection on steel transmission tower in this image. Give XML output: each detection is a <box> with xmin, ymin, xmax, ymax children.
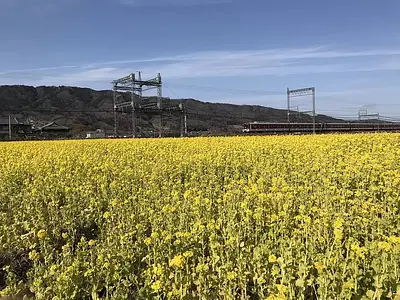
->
<box><xmin>112</xmin><ymin>72</ymin><xmax>185</xmax><ymax>138</ymax></box>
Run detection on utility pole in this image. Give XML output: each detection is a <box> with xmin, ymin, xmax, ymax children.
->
<box><xmin>113</xmin><ymin>90</ymin><xmax>118</xmax><ymax>137</ymax></box>
<box><xmin>378</xmin><ymin>113</ymin><xmax>380</xmax><ymax>132</ymax></box>
<box><xmin>287</xmin><ymin>88</ymin><xmax>290</xmax><ymax>124</ymax></box>
<box><xmin>157</xmin><ymin>73</ymin><xmax>163</xmax><ymax>138</ymax></box>
<box><xmin>312</xmin><ymin>87</ymin><xmax>316</xmax><ymax>135</ymax></box>
<box><xmin>287</xmin><ymin>87</ymin><xmax>316</xmax><ymax>134</ymax></box>
<box><xmin>8</xmin><ymin>115</ymin><xmax>12</xmax><ymax>140</ymax></box>
<box><xmin>184</xmin><ymin>111</ymin><xmax>187</xmax><ymax>136</ymax></box>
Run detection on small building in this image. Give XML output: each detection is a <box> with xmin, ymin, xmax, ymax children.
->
<box><xmin>0</xmin><ymin>117</ymin><xmax>32</xmax><ymax>140</ymax></box>
<box><xmin>86</xmin><ymin>129</ymin><xmax>106</xmax><ymax>139</ymax></box>
<box><xmin>34</xmin><ymin>121</ymin><xmax>71</xmax><ymax>139</ymax></box>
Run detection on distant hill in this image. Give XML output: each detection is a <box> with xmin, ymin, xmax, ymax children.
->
<box><xmin>0</xmin><ymin>85</ymin><xmax>343</xmax><ymax>137</ymax></box>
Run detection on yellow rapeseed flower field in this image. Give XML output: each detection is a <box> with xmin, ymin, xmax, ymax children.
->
<box><xmin>0</xmin><ymin>134</ymin><xmax>400</xmax><ymax>299</ymax></box>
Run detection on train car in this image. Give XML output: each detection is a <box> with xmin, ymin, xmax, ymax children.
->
<box><xmin>243</xmin><ymin>122</ymin><xmax>318</xmax><ymax>133</ymax></box>
<box><xmin>243</xmin><ymin>122</ymin><xmax>287</xmax><ymax>133</ymax></box>
<box><xmin>242</xmin><ymin>122</ymin><xmax>400</xmax><ymax>134</ymax></box>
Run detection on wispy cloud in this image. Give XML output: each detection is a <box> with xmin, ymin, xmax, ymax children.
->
<box><xmin>119</xmin><ymin>0</ymin><xmax>232</xmax><ymax>7</ymax></box>
<box><xmin>0</xmin><ymin>0</ymin><xmax>78</xmax><ymax>14</ymax></box>
<box><xmin>68</xmin><ymin>46</ymin><xmax>400</xmax><ymax>69</ymax></box>
<box><xmin>42</xmin><ymin>68</ymin><xmax>129</xmax><ymax>84</ymax></box>
<box><xmin>0</xmin><ymin>65</ymin><xmax>78</xmax><ymax>76</ymax></box>
<box><xmin>2</xmin><ymin>46</ymin><xmax>400</xmax><ymax>86</ymax></box>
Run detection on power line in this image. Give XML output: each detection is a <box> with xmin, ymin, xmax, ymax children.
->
<box><xmin>164</xmin><ymin>83</ymin><xmax>397</xmax><ymax>118</ymax></box>
<box><xmin>165</xmin><ymin>82</ymin><xmax>284</xmax><ymax>96</ymax></box>
<box><xmin>3</xmin><ymin>84</ymin><xmax>400</xmax><ymax>121</ymax></box>
<box><xmin>164</xmin><ymin>84</ymin><xmax>181</xmax><ymax>99</ymax></box>
<box><xmin>167</xmin><ymin>83</ymin><xmax>400</xmax><ymax>117</ymax></box>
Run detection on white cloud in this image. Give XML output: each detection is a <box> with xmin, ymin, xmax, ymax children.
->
<box><xmin>2</xmin><ymin>46</ymin><xmax>400</xmax><ymax>85</ymax></box>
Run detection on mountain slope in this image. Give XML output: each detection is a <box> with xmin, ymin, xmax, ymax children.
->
<box><xmin>0</xmin><ymin>85</ymin><xmax>343</xmax><ymax>136</ymax></box>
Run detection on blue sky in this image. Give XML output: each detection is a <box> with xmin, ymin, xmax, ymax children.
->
<box><xmin>1</xmin><ymin>0</ymin><xmax>400</xmax><ymax>119</ymax></box>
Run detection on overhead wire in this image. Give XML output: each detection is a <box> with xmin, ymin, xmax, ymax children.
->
<box><xmin>163</xmin><ymin>82</ymin><xmax>376</xmax><ymax>118</ymax></box>
<box><xmin>165</xmin><ymin>82</ymin><xmax>284</xmax><ymax>96</ymax></box>
<box><xmin>2</xmin><ymin>82</ymin><xmax>400</xmax><ymax>121</ymax></box>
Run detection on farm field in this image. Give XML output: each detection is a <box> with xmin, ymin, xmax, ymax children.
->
<box><xmin>0</xmin><ymin>134</ymin><xmax>400</xmax><ymax>300</ymax></box>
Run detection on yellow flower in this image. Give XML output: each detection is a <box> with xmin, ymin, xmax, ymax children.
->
<box><xmin>183</xmin><ymin>251</ymin><xmax>194</xmax><ymax>258</ymax></box>
<box><xmin>271</xmin><ymin>214</ymin><xmax>278</xmax><ymax>222</ymax></box>
<box><xmin>334</xmin><ymin>217</ymin><xmax>344</xmax><ymax>228</ymax></box>
<box><xmin>334</xmin><ymin>228</ymin><xmax>343</xmax><ymax>242</ymax></box>
<box><xmin>226</xmin><ymin>236</ymin><xmax>236</xmax><ymax>246</ymax></box>
<box><xmin>268</xmin><ymin>254</ymin><xmax>277</xmax><ymax>263</ymax></box>
<box><xmin>388</xmin><ymin>236</ymin><xmax>400</xmax><ymax>245</ymax></box>
<box><xmin>151</xmin><ymin>280</ymin><xmax>162</xmax><ymax>292</ymax></box>
<box><xmin>257</xmin><ymin>276</ymin><xmax>266</xmax><ymax>284</ymax></box>
<box><xmin>88</xmin><ymin>239</ymin><xmax>96</xmax><ymax>246</ymax></box>
<box><xmin>227</xmin><ymin>271</ymin><xmax>237</xmax><ymax>281</ymax></box>
<box><xmin>29</xmin><ymin>250</ymin><xmax>40</xmax><ymax>261</ymax></box>
<box><xmin>153</xmin><ymin>264</ymin><xmax>163</xmax><ymax>276</ymax></box>
<box><xmin>314</xmin><ymin>262</ymin><xmax>326</xmax><ymax>272</ymax></box>
<box><xmin>265</xmin><ymin>294</ymin><xmax>286</xmax><ymax>300</ymax></box>
<box><xmin>196</xmin><ymin>263</ymin><xmax>209</xmax><ymax>273</ymax></box>
<box><xmin>343</xmin><ymin>281</ymin><xmax>355</xmax><ymax>290</ymax></box>
<box><xmin>169</xmin><ymin>255</ymin><xmax>184</xmax><ymax>268</ymax></box>
<box><xmin>62</xmin><ymin>232</ymin><xmax>68</xmax><ymax>239</ymax></box>
<box><xmin>37</xmin><ymin>229</ymin><xmax>47</xmax><ymax>239</ymax></box>
<box><xmin>350</xmin><ymin>243</ymin><xmax>366</xmax><ymax>259</ymax></box>
<box><xmin>164</xmin><ymin>233</ymin><xmax>172</xmax><ymax>242</ymax></box>
<box><xmin>378</xmin><ymin>241</ymin><xmax>392</xmax><ymax>252</ymax></box>
<box><xmin>276</xmin><ymin>284</ymin><xmax>288</xmax><ymax>294</ymax></box>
